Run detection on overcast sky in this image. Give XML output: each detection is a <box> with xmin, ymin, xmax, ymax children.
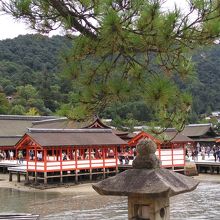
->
<box><xmin>0</xmin><ymin>14</ymin><xmax>33</xmax><ymax>40</ymax></box>
<box><xmin>0</xmin><ymin>0</ymin><xmax>188</xmax><ymax>41</ymax></box>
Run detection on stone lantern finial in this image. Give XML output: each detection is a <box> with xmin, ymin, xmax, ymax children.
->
<box><xmin>132</xmin><ymin>139</ymin><xmax>161</xmax><ymax>169</ymax></box>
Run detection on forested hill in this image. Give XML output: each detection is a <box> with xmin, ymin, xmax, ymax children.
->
<box><xmin>192</xmin><ymin>47</ymin><xmax>220</xmax><ymax>117</ymax></box>
<box><xmin>0</xmin><ymin>34</ymin><xmax>71</xmax><ymax>72</ymax></box>
<box><xmin>0</xmin><ymin>34</ymin><xmax>72</xmax><ymax>115</ymax></box>
<box><xmin>0</xmin><ymin>34</ymin><xmax>220</xmax><ymax>122</ymax></box>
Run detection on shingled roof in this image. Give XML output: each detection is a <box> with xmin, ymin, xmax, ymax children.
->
<box><xmin>182</xmin><ymin>124</ymin><xmax>217</xmax><ymax>137</ymax></box>
<box><xmin>83</xmin><ymin>117</ymin><xmax>111</xmax><ymax>129</ymax></box>
<box><xmin>31</xmin><ymin>117</ymin><xmax>87</xmax><ymax>129</ymax></box>
<box><xmin>0</xmin><ymin>115</ymin><xmax>57</xmax><ymax>136</ymax></box>
<box><xmin>21</xmin><ymin>128</ymin><xmax>127</xmax><ymax>147</ymax></box>
<box><xmin>0</xmin><ymin>136</ymin><xmax>22</xmax><ymax>146</ymax></box>
<box><xmin>0</xmin><ymin>115</ymin><xmax>58</xmax><ymax>148</ymax></box>
<box><xmin>164</xmin><ymin>129</ymin><xmax>194</xmax><ymax>143</ymax></box>
<box><xmin>129</xmin><ymin>129</ymin><xmax>193</xmax><ymax>146</ymax></box>
<box><xmin>31</xmin><ymin>117</ymin><xmax>112</xmax><ymax>129</ymax></box>
<box><xmin>31</xmin><ymin>117</ymin><xmax>132</xmax><ymax>140</ymax></box>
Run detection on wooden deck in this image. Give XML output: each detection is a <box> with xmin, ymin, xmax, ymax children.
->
<box><xmin>118</xmin><ymin>157</ymin><xmax>220</xmax><ymax>175</ymax></box>
<box><xmin>0</xmin><ymin>152</ymin><xmax>186</xmax><ymax>185</ymax></box>
<box><xmin>195</xmin><ymin>161</ymin><xmax>220</xmax><ymax>174</ymax></box>
<box><xmin>118</xmin><ymin>164</ymin><xmax>185</xmax><ymax>173</ymax></box>
<box><xmin>0</xmin><ymin>159</ymin><xmax>117</xmax><ymax>184</ymax></box>
<box><xmin>0</xmin><ymin>161</ymin><xmax>23</xmax><ymax>173</ymax></box>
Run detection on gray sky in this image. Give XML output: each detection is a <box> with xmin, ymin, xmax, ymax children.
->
<box><xmin>0</xmin><ymin>0</ymin><xmax>188</xmax><ymax>40</ymax></box>
<box><xmin>0</xmin><ymin>14</ymin><xmax>34</xmax><ymax>40</ymax></box>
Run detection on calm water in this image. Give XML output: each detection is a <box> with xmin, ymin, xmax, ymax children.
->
<box><xmin>0</xmin><ymin>181</ymin><xmax>220</xmax><ymax>219</ymax></box>
<box><xmin>0</xmin><ymin>188</ymin><xmax>61</xmax><ymax>214</ymax></box>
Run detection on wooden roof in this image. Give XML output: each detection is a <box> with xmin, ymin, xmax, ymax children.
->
<box><xmin>31</xmin><ymin>117</ymin><xmax>88</xmax><ymax>129</ymax></box>
<box><xmin>164</xmin><ymin>129</ymin><xmax>194</xmax><ymax>143</ymax></box>
<box><xmin>83</xmin><ymin>117</ymin><xmax>111</xmax><ymax>129</ymax></box>
<box><xmin>31</xmin><ymin>117</ymin><xmax>111</xmax><ymax>129</ymax></box>
<box><xmin>128</xmin><ymin>130</ymin><xmax>193</xmax><ymax>146</ymax></box>
<box><xmin>182</xmin><ymin>124</ymin><xmax>217</xmax><ymax>137</ymax></box>
<box><xmin>31</xmin><ymin>117</ymin><xmax>132</xmax><ymax>140</ymax></box>
<box><xmin>128</xmin><ymin>131</ymin><xmax>162</xmax><ymax>146</ymax></box>
<box><xmin>17</xmin><ymin>129</ymin><xmax>127</xmax><ymax>147</ymax></box>
<box><xmin>0</xmin><ymin>115</ymin><xmax>56</xmax><ymax>121</ymax></box>
<box><xmin>0</xmin><ymin>136</ymin><xmax>22</xmax><ymax>147</ymax></box>
<box><xmin>0</xmin><ymin>115</ymin><xmax>57</xmax><ymax>136</ymax></box>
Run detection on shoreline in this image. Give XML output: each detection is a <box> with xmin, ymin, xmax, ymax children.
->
<box><xmin>0</xmin><ymin>173</ymin><xmax>124</xmax><ymax>217</ymax></box>
<box><xmin>0</xmin><ymin>173</ymin><xmax>98</xmax><ymax>194</ymax></box>
<box><xmin>0</xmin><ymin>173</ymin><xmax>220</xmax><ymax>194</ymax></box>
<box><xmin>193</xmin><ymin>173</ymin><xmax>220</xmax><ymax>183</ymax></box>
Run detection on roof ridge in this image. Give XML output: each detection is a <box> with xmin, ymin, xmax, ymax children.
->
<box><xmin>186</xmin><ymin>123</ymin><xmax>212</xmax><ymax>127</ymax></box>
<box><xmin>32</xmin><ymin>117</ymin><xmax>67</xmax><ymax>124</ymax></box>
<box><xmin>28</xmin><ymin>128</ymin><xmax>113</xmax><ymax>133</ymax></box>
<box><xmin>0</xmin><ymin>115</ymin><xmax>58</xmax><ymax>121</ymax></box>
<box><xmin>0</xmin><ymin>135</ymin><xmax>23</xmax><ymax>138</ymax></box>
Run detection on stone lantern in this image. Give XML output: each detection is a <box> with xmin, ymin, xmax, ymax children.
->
<box><xmin>93</xmin><ymin>139</ymin><xmax>199</xmax><ymax>220</ymax></box>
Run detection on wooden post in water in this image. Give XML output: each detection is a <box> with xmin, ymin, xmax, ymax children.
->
<box><xmin>3</xmin><ymin>166</ymin><xmax>6</xmax><ymax>174</ymax></box>
<box><xmin>9</xmin><ymin>171</ymin><xmax>12</xmax><ymax>182</ymax></box>
<box><xmin>25</xmin><ymin>172</ymin><xmax>29</xmax><ymax>184</ymax></box>
<box><xmin>35</xmin><ymin>172</ymin><xmax>38</xmax><ymax>183</ymax></box>
<box><xmin>44</xmin><ymin>172</ymin><xmax>47</xmax><ymax>185</ymax></box>
<box><xmin>17</xmin><ymin>172</ymin><xmax>20</xmax><ymax>182</ymax></box>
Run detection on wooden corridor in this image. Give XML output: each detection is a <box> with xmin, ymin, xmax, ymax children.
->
<box><xmin>195</xmin><ymin>161</ymin><xmax>220</xmax><ymax>174</ymax></box>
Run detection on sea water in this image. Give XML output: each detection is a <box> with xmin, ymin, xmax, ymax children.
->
<box><xmin>0</xmin><ymin>181</ymin><xmax>220</xmax><ymax>219</ymax></box>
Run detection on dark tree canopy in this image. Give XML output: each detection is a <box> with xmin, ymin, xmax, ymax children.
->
<box><xmin>2</xmin><ymin>0</ymin><xmax>220</xmax><ymax>131</ymax></box>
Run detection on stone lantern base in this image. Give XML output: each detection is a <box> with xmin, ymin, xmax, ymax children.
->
<box><xmin>128</xmin><ymin>195</ymin><xmax>170</xmax><ymax>220</ymax></box>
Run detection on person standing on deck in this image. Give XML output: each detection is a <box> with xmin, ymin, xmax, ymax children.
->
<box><xmin>18</xmin><ymin>151</ymin><xmax>23</xmax><ymax>164</ymax></box>
<box><xmin>62</xmin><ymin>152</ymin><xmax>67</xmax><ymax>160</ymax></box>
<box><xmin>37</xmin><ymin>151</ymin><xmax>42</xmax><ymax>161</ymax></box>
<box><xmin>217</xmin><ymin>148</ymin><xmax>220</xmax><ymax>162</ymax></box>
<box><xmin>30</xmin><ymin>150</ymin><xmax>34</xmax><ymax>160</ymax></box>
<box><xmin>0</xmin><ymin>151</ymin><xmax>3</xmax><ymax>161</ymax></box>
<box><xmin>9</xmin><ymin>151</ymin><xmax>14</xmax><ymax>160</ymax></box>
<box><xmin>213</xmin><ymin>149</ymin><xmax>217</xmax><ymax>162</ymax></box>
<box><xmin>201</xmin><ymin>146</ymin><xmax>205</xmax><ymax>160</ymax></box>
<box><xmin>194</xmin><ymin>148</ymin><xmax>199</xmax><ymax>161</ymax></box>
<box><xmin>206</xmin><ymin>145</ymin><xmax>211</xmax><ymax>157</ymax></box>
<box><xmin>2</xmin><ymin>151</ymin><xmax>6</xmax><ymax>160</ymax></box>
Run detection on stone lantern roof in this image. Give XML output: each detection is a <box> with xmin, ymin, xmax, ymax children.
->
<box><xmin>93</xmin><ymin>139</ymin><xmax>199</xmax><ymax>198</ymax></box>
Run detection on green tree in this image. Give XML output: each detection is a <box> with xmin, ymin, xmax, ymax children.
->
<box><xmin>0</xmin><ymin>92</ymin><xmax>10</xmax><ymax>114</ymax></box>
<box><xmin>0</xmin><ymin>35</ymin><xmax>73</xmax><ymax>114</ymax></box>
<box><xmin>16</xmin><ymin>85</ymin><xmax>39</xmax><ymax>103</ymax></box>
<box><xmin>26</xmin><ymin>107</ymin><xmax>40</xmax><ymax>116</ymax></box>
<box><xmin>4</xmin><ymin>84</ymin><xmax>16</xmax><ymax>95</ymax></box>
<box><xmin>2</xmin><ymin>0</ymin><xmax>220</xmax><ymax>130</ymax></box>
<box><xmin>14</xmin><ymin>84</ymin><xmax>47</xmax><ymax>114</ymax></box>
<box><xmin>10</xmin><ymin>104</ymin><xmax>26</xmax><ymax>115</ymax></box>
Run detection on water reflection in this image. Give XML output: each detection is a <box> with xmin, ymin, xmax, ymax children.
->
<box><xmin>0</xmin><ymin>181</ymin><xmax>220</xmax><ymax>219</ymax></box>
<box><xmin>43</xmin><ymin>201</ymin><xmax>128</xmax><ymax>220</ymax></box>
<box><xmin>170</xmin><ymin>181</ymin><xmax>220</xmax><ymax>220</ymax></box>
<box><xmin>0</xmin><ymin>188</ymin><xmax>60</xmax><ymax>213</ymax></box>
<box><xmin>44</xmin><ymin>181</ymin><xmax>220</xmax><ymax>220</ymax></box>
